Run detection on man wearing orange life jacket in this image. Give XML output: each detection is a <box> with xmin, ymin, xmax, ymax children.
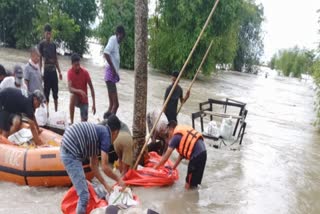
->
<box><xmin>154</xmin><ymin>121</ymin><xmax>207</xmax><ymax>189</ymax></box>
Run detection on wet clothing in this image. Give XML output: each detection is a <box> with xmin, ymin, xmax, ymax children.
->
<box><xmin>164</xmin><ymin>84</ymin><xmax>183</xmax><ymax>122</ymax></box>
<box><xmin>67</xmin><ymin>67</ymin><xmax>91</xmax><ymax>104</ymax></box>
<box><xmin>186</xmin><ymin>151</ymin><xmax>207</xmax><ymax>188</ymax></box>
<box><xmin>39</xmin><ymin>40</ymin><xmax>59</xmax><ymax>101</ymax></box>
<box><xmin>24</xmin><ymin>61</ymin><xmax>43</xmax><ymax>94</ymax></box>
<box><xmin>168</xmin><ymin>125</ymin><xmax>206</xmax><ymax>188</ymax></box>
<box><xmin>61</xmin><ymin>122</ymin><xmax>111</xmax><ymax>160</ymax></box>
<box><xmin>106</xmin><ymin>81</ymin><xmax>117</xmax><ymax>93</ymax></box>
<box><xmin>60</xmin><ymin>147</ymin><xmax>89</xmax><ymax>214</ymax></box>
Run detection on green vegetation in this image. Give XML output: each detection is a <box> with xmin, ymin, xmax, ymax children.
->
<box><xmin>270</xmin><ymin>47</ymin><xmax>315</xmax><ymax>77</ymax></box>
<box><xmin>0</xmin><ymin>0</ymin><xmax>97</xmax><ymax>55</ymax></box>
<box><xmin>96</xmin><ymin>0</ymin><xmax>135</xmax><ymax>69</ymax></box>
<box><xmin>0</xmin><ymin>0</ymin><xmax>264</xmax><ymax>72</ymax></box>
<box><xmin>149</xmin><ymin>0</ymin><xmax>264</xmax><ymax>77</ymax></box>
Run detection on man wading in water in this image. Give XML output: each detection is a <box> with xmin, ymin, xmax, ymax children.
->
<box><xmin>164</xmin><ymin>71</ymin><xmax>190</xmax><ymax>123</ymax></box>
<box><xmin>103</xmin><ymin>26</ymin><xmax>125</xmax><ymax>115</ymax></box>
<box><xmin>39</xmin><ymin>24</ymin><xmax>63</xmax><ymax>112</ymax></box>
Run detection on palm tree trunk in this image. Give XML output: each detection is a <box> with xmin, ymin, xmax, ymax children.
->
<box><xmin>132</xmin><ymin>0</ymin><xmax>148</xmax><ymax>165</ymax></box>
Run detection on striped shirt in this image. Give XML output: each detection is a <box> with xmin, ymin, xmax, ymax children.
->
<box><xmin>61</xmin><ymin>122</ymin><xmax>111</xmax><ymax>160</ymax></box>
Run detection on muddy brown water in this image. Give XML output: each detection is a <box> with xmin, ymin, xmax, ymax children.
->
<box><xmin>0</xmin><ymin>46</ymin><xmax>319</xmax><ymax>214</ymax></box>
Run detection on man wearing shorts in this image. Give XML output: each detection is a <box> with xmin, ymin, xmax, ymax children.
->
<box><xmin>67</xmin><ymin>53</ymin><xmax>96</xmax><ymax>124</ymax></box>
<box><xmin>103</xmin><ymin>25</ymin><xmax>125</xmax><ymax>115</ymax></box>
<box><xmin>0</xmin><ymin>88</ymin><xmax>45</xmax><ymax>145</ymax></box>
<box><xmin>154</xmin><ymin>121</ymin><xmax>207</xmax><ymax>189</ymax></box>
<box><xmin>39</xmin><ymin>24</ymin><xmax>62</xmax><ymax>112</ymax></box>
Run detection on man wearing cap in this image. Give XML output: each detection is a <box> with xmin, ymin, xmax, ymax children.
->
<box><xmin>24</xmin><ymin>47</ymin><xmax>43</xmax><ymax>94</ymax></box>
<box><xmin>0</xmin><ymin>65</ymin><xmax>27</xmax><ymax>92</ymax></box>
<box><xmin>67</xmin><ymin>53</ymin><xmax>96</xmax><ymax>124</ymax></box>
<box><xmin>0</xmin><ymin>88</ymin><xmax>45</xmax><ymax>145</ymax></box>
<box><xmin>38</xmin><ymin>23</ymin><xmax>63</xmax><ymax>112</ymax></box>
<box><xmin>163</xmin><ymin>71</ymin><xmax>190</xmax><ymax>123</ymax></box>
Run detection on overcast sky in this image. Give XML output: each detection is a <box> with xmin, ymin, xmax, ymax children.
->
<box><xmin>257</xmin><ymin>0</ymin><xmax>320</xmax><ymax>61</ymax></box>
<box><xmin>149</xmin><ymin>0</ymin><xmax>320</xmax><ymax>61</ymax></box>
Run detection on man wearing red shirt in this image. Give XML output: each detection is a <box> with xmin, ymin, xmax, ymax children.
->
<box><xmin>67</xmin><ymin>53</ymin><xmax>96</xmax><ymax>124</ymax></box>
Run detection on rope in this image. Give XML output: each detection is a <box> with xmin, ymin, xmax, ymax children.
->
<box><xmin>133</xmin><ymin>0</ymin><xmax>221</xmax><ymax>169</ymax></box>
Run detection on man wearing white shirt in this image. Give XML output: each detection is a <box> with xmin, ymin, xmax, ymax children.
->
<box><xmin>103</xmin><ymin>25</ymin><xmax>125</xmax><ymax>115</ymax></box>
<box><xmin>0</xmin><ymin>65</ymin><xmax>27</xmax><ymax>92</ymax></box>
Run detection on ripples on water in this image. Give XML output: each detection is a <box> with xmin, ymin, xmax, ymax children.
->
<box><xmin>0</xmin><ymin>46</ymin><xmax>320</xmax><ymax>214</ymax></box>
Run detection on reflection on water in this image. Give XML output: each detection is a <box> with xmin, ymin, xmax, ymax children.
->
<box><xmin>0</xmin><ymin>45</ymin><xmax>320</xmax><ymax>214</ymax></box>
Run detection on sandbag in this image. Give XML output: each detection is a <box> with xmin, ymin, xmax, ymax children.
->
<box><xmin>48</xmin><ymin>111</ymin><xmax>69</xmax><ymax>129</ymax></box>
<box><xmin>123</xmin><ymin>152</ymin><xmax>179</xmax><ymax>187</ymax></box>
<box><xmin>205</xmin><ymin>120</ymin><xmax>220</xmax><ymax>138</ymax></box>
<box><xmin>35</xmin><ymin>105</ymin><xmax>48</xmax><ymax>126</ymax></box>
<box><xmin>61</xmin><ymin>181</ymin><xmax>107</xmax><ymax>214</ymax></box>
<box><xmin>220</xmin><ymin>117</ymin><xmax>233</xmax><ymax>140</ymax></box>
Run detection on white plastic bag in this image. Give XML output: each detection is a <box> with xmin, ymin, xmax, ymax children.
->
<box><xmin>108</xmin><ymin>186</ymin><xmax>138</xmax><ymax>208</ymax></box>
<box><xmin>205</xmin><ymin>121</ymin><xmax>220</xmax><ymax>138</ymax></box>
<box><xmin>35</xmin><ymin>105</ymin><xmax>48</xmax><ymax>126</ymax></box>
<box><xmin>47</xmin><ymin>111</ymin><xmax>69</xmax><ymax>129</ymax></box>
<box><xmin>8</xmin><ymin>128</ymin><xmax>33</xmax><ymax>145</ymax></box>
<box><xmin>220</xmin><ymin>117</ymin><xmax>233</xmax><ymax>140</ymax></box>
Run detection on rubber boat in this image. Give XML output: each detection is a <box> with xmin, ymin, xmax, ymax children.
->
<box><xmin>0</xmin><ymin>126</ymin><xmax>93</xmax><ymax>187</ymax></box>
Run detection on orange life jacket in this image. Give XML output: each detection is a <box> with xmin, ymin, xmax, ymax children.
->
<box><xmin>173</xmin><ymin>125</ymin><xmax>203</xmax><ymax>160</ymax></box>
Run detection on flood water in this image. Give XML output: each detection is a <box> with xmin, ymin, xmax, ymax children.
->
<box><xmin>0</xmin><ymin>46</ymin><xmax>319</xmax><ymax>214</ymax></box>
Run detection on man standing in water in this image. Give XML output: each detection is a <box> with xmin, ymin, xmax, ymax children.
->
<box><xmin>164</xmin><ymin>71</ymin><xmax>190</xmax><ymax>123</ymax></box>
<box><xmin>103</xmin><ymin>25</ymin><xmax>125</xmax><ymax>115</ymax></box>
<box><xmin>154</xmin><ymin>121</ymin><xmax>207</xmax><ymax>189</ymax></box>
<box><xmin>60</xmin><ymin>115</ymin><xmax>125</xmax><ymax>214</ymax></box>
<box><xmin>24</xmin><ymin>47</ymin><xmax>43</xmax><ymax>94</ymax></box>
<box><xmin>67</xmin><ymin>53</ymin><xmax>96</xmax><ymax>124</ymax></box>
<box><xmin>39</xmin><ymin>24</ymin><xmax>63</xmax><ymax>112</ymax></box>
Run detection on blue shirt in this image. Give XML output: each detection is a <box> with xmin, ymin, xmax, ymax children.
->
<box><xmin>62</xmin><ymin>122</ymin><xmax>111</xmax><ymax>160</ymax></box>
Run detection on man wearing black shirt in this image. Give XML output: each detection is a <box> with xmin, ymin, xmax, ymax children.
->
<box><xmin>0</xmin><ymin>88</ymin><xmax>45</xmax><ymax>145</ymax></box>
<box><xmin>38</xmin><ymin>24</ymin><xmax>62</xmax><ymax>112</ymax></box>
<box><xmin>164</xmin><ymin>71</ymin><xmax>190</xmax><ymax>123</ymax></box>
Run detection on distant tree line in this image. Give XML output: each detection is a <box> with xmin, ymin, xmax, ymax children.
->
<box><xmin>0</xmin><ymin>0</ymin><xmax>264</xmax><ymax>76</ymax></box>
<box><xmin>269</xmin><ymin>47</ymin><xmax>315</xmax><ymax>77</ymax></box>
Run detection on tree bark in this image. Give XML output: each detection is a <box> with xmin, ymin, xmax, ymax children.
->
<box><xmin>132</xmin><ymin>0</ymin><xmax>148</xmax><ymax>165</ymax></box>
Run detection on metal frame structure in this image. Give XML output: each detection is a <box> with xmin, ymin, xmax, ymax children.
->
<box><xmin>191</xmin><ymin>98</ymin><xmax>248</xmax><ymax>146</ymax></box>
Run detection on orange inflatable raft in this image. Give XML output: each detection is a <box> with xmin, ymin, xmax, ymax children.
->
<box><xmin>0</xmin><ymin>127</ymin><xmax>93</xmax><ymax>187</ymax></box>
